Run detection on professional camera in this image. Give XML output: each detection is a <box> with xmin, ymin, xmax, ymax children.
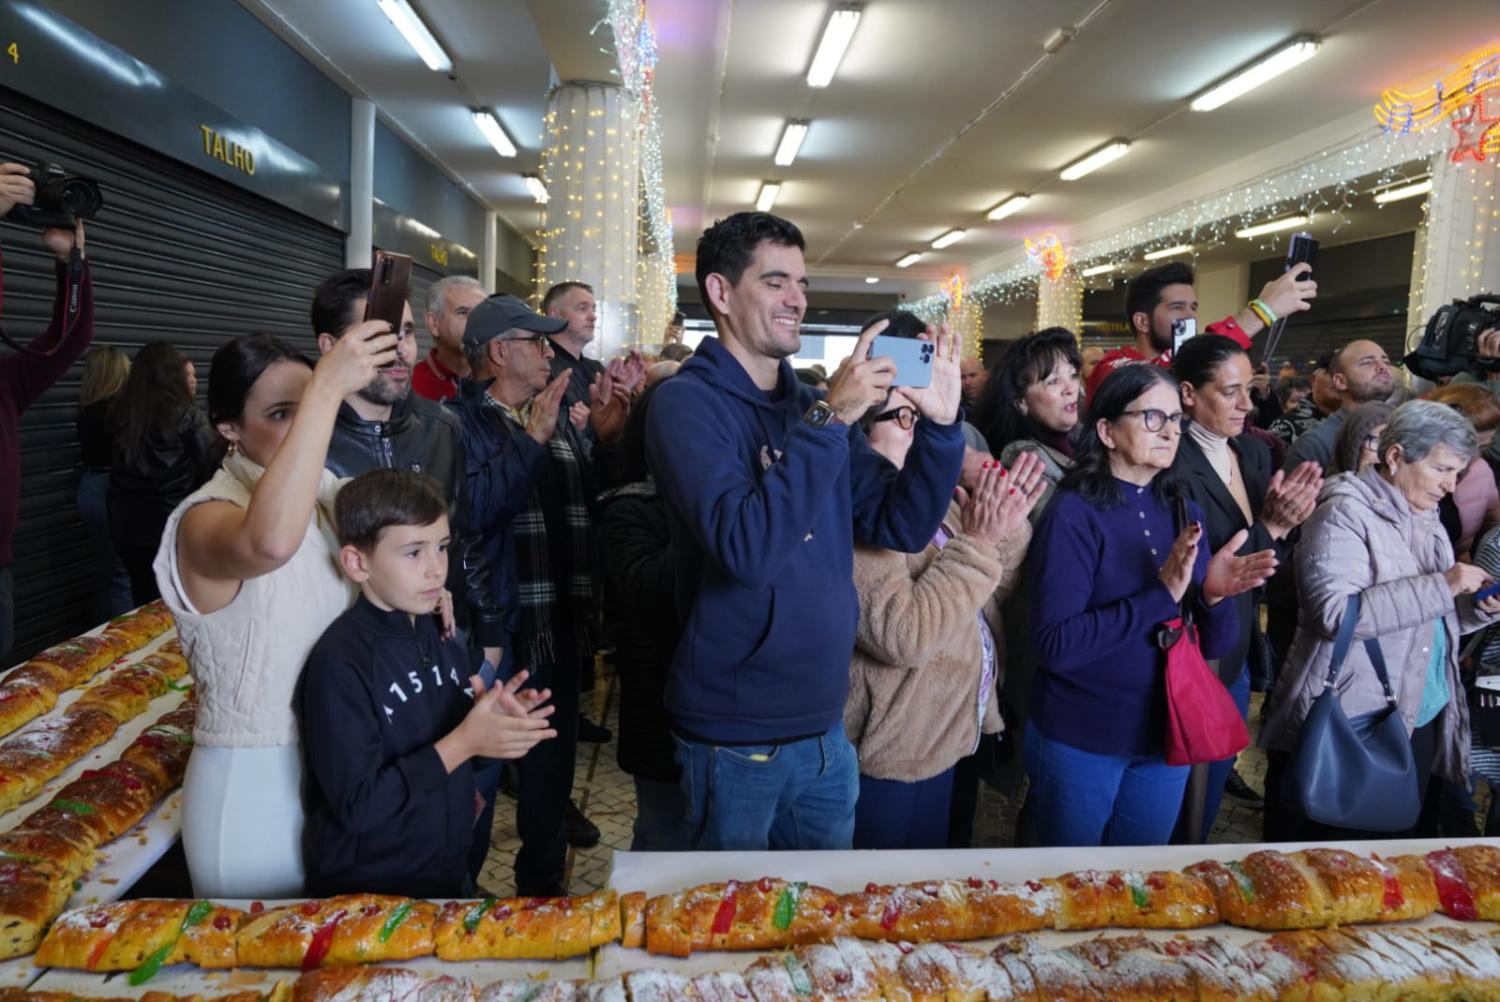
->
<box><xmin>3</xmin><ymin>162</ymin><xmax>104</xmax><ymax>228</ymax></box>
<box><xmin>1403</xmin><ymin>294</ymin><xmax>1500</xmax><ymax>380</ymax></box>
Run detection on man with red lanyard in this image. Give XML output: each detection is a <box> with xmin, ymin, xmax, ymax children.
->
<box><xmin>1085</xmin><ymin>261</ymin><xmax>1316</xmax><ymax>400</ymax></box>
<box><xmin>413</xmin><ymin>275</ymin><xmax>486</xmax><ymax>402</ymax></box>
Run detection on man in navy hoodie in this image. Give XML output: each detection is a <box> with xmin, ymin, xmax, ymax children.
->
<box><xmin>645</xmin><ymin>212</ymin><xmax>965</xmax><ymax>851</ymax></box>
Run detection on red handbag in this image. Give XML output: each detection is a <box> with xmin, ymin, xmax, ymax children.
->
<box><xmin>1159</xmin><ymin>496</ymin><xmax>1250</xmax><ymax>767</ymax></box>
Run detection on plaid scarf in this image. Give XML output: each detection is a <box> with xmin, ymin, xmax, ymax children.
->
<box><xmin>482</xmin><ymin>393</ymin><xmax>594</xmax><ymax>672</ymax></box>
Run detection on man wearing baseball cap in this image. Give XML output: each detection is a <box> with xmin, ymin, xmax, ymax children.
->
<box><xmin>447</xmin><ymin>294</ymin><xmax>598</xmax><ymax>896</ymax></box>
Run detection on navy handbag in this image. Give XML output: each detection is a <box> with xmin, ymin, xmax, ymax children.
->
<box><xmin>1283</xmin><ymin>593</ymin><xmax>1422</xmax><ymax>832</ymax></box>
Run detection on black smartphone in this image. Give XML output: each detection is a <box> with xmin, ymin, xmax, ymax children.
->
<box><xmin>365</xmin><ymin>250</ymin><xmax>413</xmax><ymax>332</ymax></box>
<box><xmin>1286</xmin><ymin>232</ymin><xmax>1318</xmax><ymax>283</ymax></box>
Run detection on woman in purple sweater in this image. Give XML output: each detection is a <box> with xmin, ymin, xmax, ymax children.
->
<box><xmin>1026</xmin><ymin>365</ymin><xmax>1276</xmax><ymax>846</ymax></box>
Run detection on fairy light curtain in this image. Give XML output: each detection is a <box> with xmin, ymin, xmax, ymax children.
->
<box><xmin>536</xmin><ymin>82</ymin><xmax>642</xmax><ymax>360</ymax></box>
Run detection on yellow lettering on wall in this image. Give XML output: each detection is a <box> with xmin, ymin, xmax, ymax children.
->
<box><xmin>198</xmin><ymin>126</ymin><xmax>256</xmax><ymax>177</ymax></box>
<box><xmin>429</xmin><ymin>244</ymin><xmax>449</xmax><ymax>267</ymax></box>
<box><xmin>6</xmin><ymin>42</ymin><xmax>18</xmax><ymax>64</ymax></box>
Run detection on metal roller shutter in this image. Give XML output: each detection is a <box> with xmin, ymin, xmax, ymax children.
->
<box><xmin>0</xmin><ymin>85</ymin><xmax>344</xmax><ymax>665</ymax></box>
<box><xmin>405</xmin><ymin>262</ymin><xmax>442</xmax><ymax>343</ymax></box>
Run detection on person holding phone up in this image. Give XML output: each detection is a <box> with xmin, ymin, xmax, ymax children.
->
<box><xmin>1084</xmin><ymin>261</ymin><xmax>1317</xmax><ymax>401</ymax></box>
<box><xmin>645</xmin><ymin>211</ymin><xmax>964</xmax><ymax>852</ymax></box>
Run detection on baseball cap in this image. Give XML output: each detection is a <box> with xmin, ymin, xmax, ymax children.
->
<box><xmin>461</xmin><ymin>294</ymin><xmax>567</xmax><ymax>354</ymax></box>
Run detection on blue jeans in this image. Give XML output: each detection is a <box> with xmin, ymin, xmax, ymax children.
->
<box><xmin>854</xmin><ymin>769</ymin><xmax>954</xmax><ymax>850</ymax></box>
<box><xmin>76</xmin><ymin>471</ymin><xmax>133</xmax><ymax>622</ymax></box>
<box><xmin>632</xmin><ymin>776</ymin><xmax>690</xmax><ymax>852</ymax></box>
<box><xmin>673</xmin><ymin>722</ymin><xmax>858</xmax><ymax>851</ymax></box>
<box><xmin>1031</xmin><ymin>724</ymin><xmax>1189</xmax><ymax>847</ymax></box>
<box><xmin>1196</xmin><ymin>664</ymin><xmax>1251</xmax><ymax>841</ymax></box>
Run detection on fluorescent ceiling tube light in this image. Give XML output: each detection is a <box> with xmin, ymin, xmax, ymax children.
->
<box><xmin>472</xmin><ymin>110</ymin><xmax>517</xmax><ymax>158</ymax></box>
<box><xmin>1081</xmin><ymin>263</ymin><xmax>1116</xmax><ymax>277</ymax></box>
<box><xmin>865</xmin><ymin>276</ymin><xmax>880</xmax><ymax>284</ymax></box>
<box><xmin>986</xmin><ymin>194</ymin><xmax>1031</xmax><ymax>221</ymax></box>
<box><xmin>523</xmin><ymin>174</ymin><xmax>548</xmax><ymax>204</ymax></box>
<box><xmin>1374</xmin><ymin>178</ymin><xmax>1433</xmax><ymax>204</ymax></box>
<box><xmin>895</xmin><ymin>252</ymin><xmax>922</xmax><ymax>268</ymax></box>
<box><xmin>1143</xmin><ymin>243</ymin><xmax>1193</xmax><ymax>261</ymax></box>
<box><xmin>1190</xmin><ymin>35</ymin><xmax>1321</xmax><ymax>112</ymax></box>
<box><xmin>807</xmin><ymin>4</ymin><xmax>862</xmax><ymax>88</ymax></box>
<box><xmin>774</xmin><ymin>120</ymin><xmax>809</xmax><ymax>166</ymax></box>
<box><xmin>376</xmin><ymin>0</ymin><xmax>452</xmax><ymax>72</ymax></box>
<box><xmin>930</xmin><ymin>229</ymin><xmax>966</xmax><ymax>250</ymax></box>
<box><xmin>1060</xmin><ymin>140</ymin><xmax>1132</xmax><ymax>181</ymax></box>
<box><xmin>755</xmin><ymin>181</ymin><xmax>781</xmax><ymax>213</ymax></box>
<box><xmin>1235</xmin><ymin>214</ymin><xmax>1311</xmax><ymax>239</ymax></box>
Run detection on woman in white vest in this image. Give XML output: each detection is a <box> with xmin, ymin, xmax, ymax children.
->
<box><xmin>154</xmin><ymin>326</ymin><xmax>397</xmax><ymax>896</ymax></box>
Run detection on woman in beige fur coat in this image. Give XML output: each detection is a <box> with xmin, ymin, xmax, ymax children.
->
<box><xmin>845</xmin><ymin>390</ymin><xmax>1045</xmax><ymax>848</ymax></box>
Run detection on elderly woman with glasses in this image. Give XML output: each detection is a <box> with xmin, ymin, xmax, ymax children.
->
<box><xmin>843</xmin><ymin>390</ymin><xmax>1047</xmax><ymax>849</ymax></box>
<box><xmin>1260</xmin><ymin>400</ymin><xmax>1500</xmax><ymax>840</ymax></box>
<box><xmin>1026</xmin><ymin>365</ymin><xmax>1276</xmax><ymax>847</ymax></box>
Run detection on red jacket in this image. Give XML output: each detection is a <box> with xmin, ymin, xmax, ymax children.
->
<box><xmin>1085</xmin><ymin>316</ymin><xmax>1250</xmax><ymax>401</ymax></box>
<box><xmin>412</xmin><ymin>348</ymin><xmax>463</xmax><ymax>402</ymax></box>
<box><xmin>0</xmin><ymin>252</ymin><xmax>94</xmax><ymax>565</ymax></box>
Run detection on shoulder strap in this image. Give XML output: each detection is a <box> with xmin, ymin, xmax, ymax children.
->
<box><xmin>1173</xmin><ymin>493</ymin><xmax>1195</xmax><ymax>627</ymax></box>
<box><xmin>1325</xmin><ymin>593</ymin><xmax>1398</xmax><ymax>704</ymax></box>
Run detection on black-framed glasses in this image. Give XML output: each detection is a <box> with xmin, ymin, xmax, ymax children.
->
<box><xmin>1363</xmin><ymin>434</ymin><xmax>1382</xmax><ymax>450</ymax></box>
<box><xmin>500</xmin><ymin>332</ymin><xmax>550</xmax><ymax>346</ymax></box>
<box><xmin>871</xmin><ymin>406</ymin><xmax>919</xmax><ymax>430</ymax></box>
<box><xmin>1119</xmin><ymin>408</ymin><xmax>1184</xmax><ymax>432</ymax></box>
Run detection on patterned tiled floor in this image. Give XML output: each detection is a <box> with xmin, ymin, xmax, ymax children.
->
<box><xmin>477</xmin><ymin>673</ymin><xmax>1332</xmax><ymax>896</ymax></box>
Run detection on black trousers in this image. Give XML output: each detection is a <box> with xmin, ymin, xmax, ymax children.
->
<box><xmin>1263</xmin><ymin>717</ymin><xmax>1440</xmax><ymax>842</ymax></box>
<box><xmin>115</xmin><ymin>541</ymin><xmax>162</xmax><ymax>607</ymax></box>
<box><xmin>513</xmin><ymin>627</ymin><xmax>581</xmax><ymax>896</ymax></box>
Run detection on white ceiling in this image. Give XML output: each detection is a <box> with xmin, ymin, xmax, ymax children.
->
<box><xmin>238</xmin><ymin>0</ymin><xmax>1494</xmax><ymax>296</ymax></box>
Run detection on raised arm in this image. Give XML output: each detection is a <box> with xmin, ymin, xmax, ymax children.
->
<box><xmin>175</xmin><ymin>325</ymin><xmax>397</xmax><ymax>607</ymax></box>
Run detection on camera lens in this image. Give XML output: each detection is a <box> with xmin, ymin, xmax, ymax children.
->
<box><xmin>56</xmin><ymin>178</ymin><xmax>103</xmax><ymax>218</ymax></box>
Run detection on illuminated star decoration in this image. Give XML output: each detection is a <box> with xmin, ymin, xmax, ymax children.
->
<box><xmin>1450</xmin><ymin>90</ymin><xmax>1500</xmax><ymax>163</ymax></box>
<box><xmin>1373</xmin><ymin>42</ymin><xmax>1500</xmax><ymax>163</ymax></box>
<box><xmin>1024</xmin><ymin>232</ymin><xmax>1071</xmax><ymax>281</ymax></box>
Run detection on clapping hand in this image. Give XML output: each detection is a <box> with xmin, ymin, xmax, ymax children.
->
<box><xmin>957</xmin><ymin>452</ymin><xmax>1046</xmax><ymax>545</ymax></box>
<box><xmin>1260</xmin><ymin>461</ymin><xmax>1323</xmax><ymax>539</ymax></box>
<box><xmin>1203</xmin><ymin>529</ymin><xmax>1278</xmax><ymax>604</ymax></box>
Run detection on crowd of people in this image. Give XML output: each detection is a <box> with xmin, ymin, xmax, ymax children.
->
<box><xmin>4</xmin><ymin>158</ymin><xmax>1500</xmax><ymax>901</ymax></box>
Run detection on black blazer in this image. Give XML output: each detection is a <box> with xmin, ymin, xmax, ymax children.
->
<box><xmin>1174</xmin><ymin>429</ymin><xmax>1282</xmax><ymax>682</ymax></box>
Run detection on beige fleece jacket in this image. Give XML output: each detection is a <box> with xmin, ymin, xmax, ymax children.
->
<box><xmin>844</xmin><ymin>500</ymin><xmax>1031</xmax><ymax>782</ymax></box>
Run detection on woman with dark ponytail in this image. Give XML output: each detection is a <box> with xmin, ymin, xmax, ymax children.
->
<box><xmin>154</xmin><ymin>329</ymin><xmax>397</xmax><ymax>897</ymax></box>
<box><xmin>1025</xmin><ymin>364</ymin><xmax>1275</xmax><ymax>846</ymax></box>
<box><xmin>1170</xmin><ymin>335</ymin><xmax>1321</xmax><ymax>839</ymax></box>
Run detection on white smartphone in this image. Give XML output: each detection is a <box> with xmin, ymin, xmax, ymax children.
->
<box><xmin>869</xmin><ymin>334</ymin><xmax>934</xmax><ymax>388</ymax></box>
<box><xmin>1172</xmin><ymin>317</ymin><xmax>1197</xmax><ymax>353</ymax></box>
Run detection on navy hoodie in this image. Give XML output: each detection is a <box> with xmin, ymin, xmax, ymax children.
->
<box><xmin>645</xmin><ymin>336</ymin><xmax>964</xmax><ymax>744</ymax></box>
<box><xmin>298</xmin><ymin>595</ymin><xmax>483</xmax><ymax>898</ymax></box>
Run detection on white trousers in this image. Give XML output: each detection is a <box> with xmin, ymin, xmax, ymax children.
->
<box><xmin>181</xmin><ymin>743</ymin><xmax>305</xmax><ymax>898</ymax></box>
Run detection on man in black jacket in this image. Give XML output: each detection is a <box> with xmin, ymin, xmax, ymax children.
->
<box><xmin>310</xmin><ymin>269</ymin><xmax>504</xmax><ymax>672</ymax></box>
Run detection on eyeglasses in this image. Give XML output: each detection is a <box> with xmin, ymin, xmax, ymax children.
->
<box><xmin>1363</xmin><ymin>434</ymin><xmax>1382</xmax><ymax>450</ymax></box>
<box><xmin>871</xmin><ymin>406</ymin><xmax>919</xmax><ymax>430</ymax></box>
<box><xmin>500</xmin><ymin>332</ymin><xmax>550</xmax><ymax>346</ymax></box>
<box><xmin>1119</xmin><ymin>408</ymin><xmax>1184</xmax><ymax>432</ymax></box>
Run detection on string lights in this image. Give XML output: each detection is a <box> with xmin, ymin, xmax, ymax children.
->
<box><xmin>531</xmin><ymin>0</ymin><xmax>676</xmax><ymax>351</ymax></box>
<box><xmin>941</xmin><ymin>275</ymin><xmax>983</xmax><ymax>359</ymax></box>
<box><xmin>907</xmin><ymin>127</ymin><xmax>1453</xmax><ymax>323</ymax></box>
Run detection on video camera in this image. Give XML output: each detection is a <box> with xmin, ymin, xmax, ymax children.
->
<box><xmin>3</xmin><ymin>162</ymin><xmax>104</xmax><ymax>229</ymax></box>
<box><xmin>1403</xmin><ymin>294</ymin><xmax>1500</xmax><ymax>381</ymax></box>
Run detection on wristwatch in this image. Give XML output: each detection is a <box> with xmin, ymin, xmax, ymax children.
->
<box><xmin>804</xmin><ymin>400</ymin><xmax>842</xmax><ymax>429</ymax></box>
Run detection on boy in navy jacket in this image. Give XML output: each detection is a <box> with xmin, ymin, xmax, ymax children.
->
<box><xmin>299</xmin><ymin>470</ymin><xmax>555</xmax><ymax>897</ymax></box>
